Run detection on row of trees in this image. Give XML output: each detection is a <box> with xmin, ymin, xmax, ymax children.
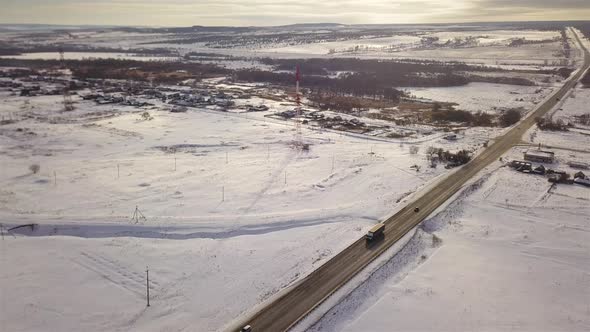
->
<box><xmin>430</xmin><ymin>108</ymin><xmax>521</xmax><ymax>127</ymax></box>
<box><xmin>536</xmin><ymin>117</ymin><xmax>569</xmax><ymax>131</ymax></box>
<box><xmin>259</xmin><ymin>58</ymin><xmax>499</xmax><ymax>80</ymax></box>
<box><xmin>0</xmin><ymin>44</ymin><xmax>177</xmax><ymax>56</ymax></box>
<box><xmin>426</xmin><ymin>147</ymin><xmax>472</xmax><ymax>165</ymax></box>
<box><xmin>499</xmin><ymin>109</ymin><xmax>522</xmax><ymax>127</ymax></box>
<box><xmin>430</xmin><ymin>109</ymin><xmax>494</xmax><ymax>126</ymax></box>
<box><xmin>235</xmin><ymin>69</ymin><xmax>406</xmax><ymax>101</ymax></box>
<box><xmin>575</xmin><ymin>114</ymin><xmax>590</xmax><ymax>125</ymax></box>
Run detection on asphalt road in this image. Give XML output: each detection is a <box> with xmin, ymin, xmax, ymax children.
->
<box><xmin>227</xmin><ymin>29</ymin><xmax>590</xmax><ymax>332</ymax></box>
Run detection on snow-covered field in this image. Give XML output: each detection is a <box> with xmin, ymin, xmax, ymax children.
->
<box><xmin>407</xmin><ymin>83</ymin><xmax>556</xmax><ymax>113</ymax></box>
<box><xmin>305</xmin><ymin>148</ymin><xmax>590</xmax><ymax>332</ymax></box>
<box><xmin>293</xmin><ymin>57</ymin><xmax>590</xmax><ymax>330</ymax></box>
<box><xmin>0</xmin><ymin>23</ymin><xmax>588</xmax><ymax>332</ymax></box>
<box><xmin>0</xmin><ymin>25</ymin><xmax>572</xmax><ymax>69</ymax></box>
<box><xmin>528</xmin><ymin>86</ymin><xmax>590</xmax><ymax>148</ymax></box>
<box><xmin>259</xmin><ymin>40</ymin><xmax>564</xmax><ymax>65</ymax></box>
<box><xmin>0</xmin><ymin>89</ymin><xmax>457</xmax><ymax>331</ymax></box>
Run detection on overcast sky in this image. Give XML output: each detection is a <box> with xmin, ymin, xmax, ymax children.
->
<box><xmin>1</xmin><ymin>0</ymin><xmax>590</xmax><ymax>27</ymax></box>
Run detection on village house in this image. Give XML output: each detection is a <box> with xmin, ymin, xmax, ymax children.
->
<box><xmin>524</xmin><ymin>149</ymin><xmax>555</xmax><ymax>163</ymax></box>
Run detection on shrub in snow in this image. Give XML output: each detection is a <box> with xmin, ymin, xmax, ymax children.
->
<box><xmin>409</xmin><ymin>146</ymin><xmax>419</xmax><ymax>154</ymax></box>
<box><xmin>499</xmin><ymin>109</ymin><xmax>521</xmax><ymax>127</ymax></box>
<box><xmin>536</xmin><ymin>117</ymin><xmax>569</xmax><ymax>131</ymax></box>
<box><xmin>141</xmin><ymin>112</ymin><xmax>153</xmax><ymax>121</ymax></box>
<box><xmin>29</xmin><ymin>164</ymin><xmax>40</xmax><ymax>174</ymax></box>
<box><xmin>576</xmin><ymin>114</ymin><xmax>590</xmax><ymax>126</ymax></box>
<box><xmin>432</xmin><ymin>234</ymin><xmax>443</xmax><ymax>247</ymax></box>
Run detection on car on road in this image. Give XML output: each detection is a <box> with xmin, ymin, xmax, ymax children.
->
<box><xmin>241</xmin><ymin>325</ymin><xmax>252</xmax><ymax>332</ymax></box>
<box><xmin>414</xmin><ymin>207</ymin><xmax>420</xmax><ymax>213</ymax></box>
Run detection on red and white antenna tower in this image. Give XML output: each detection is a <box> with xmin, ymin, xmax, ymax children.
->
<box><xmin>295</xmin><ymin>64</ymin><xmax>302</xmax><ymax>145</ymax></box>
<box><xmin>58</xmin><ymin>46</ymin><xmax>74</xmax><ymax>112</ymax></box>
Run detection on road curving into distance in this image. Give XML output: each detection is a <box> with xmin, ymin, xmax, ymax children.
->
<box><xmin>226</xmin><ymin>28</ymin><xmax>590</xmax><ymax>332</ymax></box>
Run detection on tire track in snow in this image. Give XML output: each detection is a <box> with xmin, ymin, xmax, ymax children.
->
<box><xmin>72</xmin><ymin>251</ymin><xmax>159</xmax><ymax>298</ymax></box>
<box><xmin>239</xmin><ymin>149</ymin><xmax>299</xmax><ymax>216</ymax></box>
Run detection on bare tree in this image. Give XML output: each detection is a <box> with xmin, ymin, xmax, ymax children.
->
<box><xmin>29</xmin><ymin>164</ymin><xmax>40</xmax><ymax>174</ymax></box>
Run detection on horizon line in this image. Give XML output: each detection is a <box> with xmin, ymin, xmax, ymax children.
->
<box><xmin>1</xmin><ymin>19</ymin><xmax>589</xmax><ymax>29</ymax></box>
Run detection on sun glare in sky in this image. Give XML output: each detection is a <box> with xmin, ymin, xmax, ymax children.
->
<box><xmin>1</xmin><ymin>0</ymin><xmax>590</xmax><ymax>26</ymax></box>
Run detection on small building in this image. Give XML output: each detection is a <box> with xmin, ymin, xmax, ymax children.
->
<box><xmin>568</xmin><ymin>161</ymin><xmax>590</xmax><ymax>170</ymax></box>
<box><xmin>524</xmin><ymin>150</ymin><xmax>555</xmax><ymax>163</ymax></box>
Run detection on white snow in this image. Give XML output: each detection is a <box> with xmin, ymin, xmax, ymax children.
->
<box><xmin>0</xmin><ymin>89</ymin><xmax>450</xmax><ymax>332</ymax></box>
<box><xmin>528</xmin><ymin>86</ymin><xmax>590</xmax><ymax>149</ymax></box>
<box><xmin>406</xmin><ymin>83</ymin><xmax>555</xmax><ymax>113</ymax></box>
<box><xmin>0</xmin><ymin>24</ymin><xmax>587</xmax><ymax>332</ymax></box>
<box><xmin>306</xmin><ymin>154</ymin><xmax>590</xmax><ymax>332</ymax></box>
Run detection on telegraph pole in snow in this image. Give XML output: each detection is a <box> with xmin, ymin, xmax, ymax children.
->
<box><xmin>293</xmin><ymin>65</ymin><xmax>303</xmax><ymax>148</ymax></box>
<box><xmin>146</xmin><ymin>266</ymin><xmax>150</xmax><ymax>307</ymax></box>
<box><xmin>332</xmin><ymin>154</ymin><xmax>335</xmax><ymax>172</ymax></box>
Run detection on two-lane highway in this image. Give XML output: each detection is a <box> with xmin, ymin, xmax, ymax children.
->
<box><xmin>226</xmin><ymin>28</ymin><xmax>590</xmax><ymax>332</ymax></box>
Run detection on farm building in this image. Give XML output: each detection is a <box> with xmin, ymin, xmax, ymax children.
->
<box><xmin>524</xmin><ymin>150</ymin><xmax>555</xmax><ymax>163</ymax></box>
<box><xmin>568</xmin><ymin>161</ymin><xmax>590</xmax><ymax>170</ymax></box>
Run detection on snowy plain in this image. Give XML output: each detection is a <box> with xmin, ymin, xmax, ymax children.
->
<box><xmin>406</xmin><ymin>83</ymin><xmax>556</xmax><ymax>113</ymax></box>
<box><xmin>294</xmin><ymin>65</ymin><xmax>590</xmax><ymax>331</ymax></box>
<box><xmin>0</xmin><ymin>88</ymin><xmax>454</xmax><ymax>332</ymax></box>
<box><xmin>0</xmin><ymin>23</ymin><xmax>588</xmax><ymax>332</ymax></box>
<box><xmin>304</xmin><ymin>148</ymin><xmax>590</xmax><ymax>332</ymax></box>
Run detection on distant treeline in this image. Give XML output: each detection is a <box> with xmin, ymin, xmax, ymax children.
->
<box><xmin>236</xmin><ymin>59</ymin><xmax>474</xmax><ymax>99</ymax></box>
<box><xmin>234</xmin><ymin>58</ymin><xmax>541</xmax><ymax>100</ymax></box>
<box><xmin>0</xmin><ymin>58</ymin><xmax>230</xmax><ymax>84</ymax></box>
<box><xmin>572</xmin><ymin>22</ymin><xmax>590</xmax><ymax>39</ymax></box>
<box><xmin>70</xmin><ymin>59</ymin><xmax>229</xmax><ymax>83</ymax></box>
<box><xmin>578</xmin><ymin>22</ymin><xmax>590</xmax><ymax>86</ymax></box>
<box><xmin>260</xmin><ymin>58</ymin><xmax>502</xmax><ymax>76</ymax></box>
<box><xmin>0</xmin><ymin>44</ymin><xmax>178</xmax><ymax>56</ymax></box>
<box><xmin>235</xmin><ymin>69</ymin><xmax>407</xmax><ymax>101</ymax></box>
<box><xmin>508</xmin><ymin>37</ymin><xmax>559</xmax><ymax>47</ymax></box>
<box><xmin>467</xmin><ymin>75</ymin><xmax>536</xmax><ymax>86</ymax></box>
<box><xmin>141</xmin><ymin>30</ymin><xmax>396</xmax><ymax>48</ymax></box>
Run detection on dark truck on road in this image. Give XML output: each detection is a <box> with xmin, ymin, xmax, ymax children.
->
<box><xmin>366</xmin><ymin>223</ymin><xmax>385</xmax><ymax>241</ymax></box>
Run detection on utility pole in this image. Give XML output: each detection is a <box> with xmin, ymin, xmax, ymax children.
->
<box><xmin>132</xmin><ymin>206</ymin><xmax>147</xmax><ymax>223</ymax></box>
<box><xmin>58</xmin><ymin>47</ymin><xmax>74</xmax><ymax>112</ymax></box>
<box><xmin>295</xmin><ymin>65</ymin><xmax>302</xmax><ymax>148</ymax></box>
<box><xmin>331</xmin><ymin>154</ymin><xmax>335</xmax><ymax>172</ymax></box>
<box><xmin>146</xmin><ymin>266</ymin><xmax>150</xmax><ymax>307</ymax></box>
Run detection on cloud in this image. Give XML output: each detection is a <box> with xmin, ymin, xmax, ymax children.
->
<box><xmin>0</xmin><ymin>0</ymin><xmax>589</xmax><ymax>26</ymax></box>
